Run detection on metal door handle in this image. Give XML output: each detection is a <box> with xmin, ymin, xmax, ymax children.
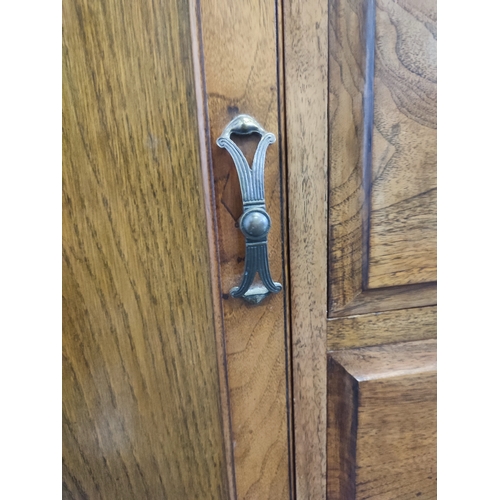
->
<box><xmin>217</xmin><ymin>115</ymin><xmax>282</xmax><ymax>304</ymax></box>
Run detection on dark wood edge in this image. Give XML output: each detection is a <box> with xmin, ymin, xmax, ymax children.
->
<box><xmin>327</xmin><ymin>354</ymin><xmax>358</xmax><ymax>500</ymax></box>
<box><xmin>276</xmin><ymin>0</ymin><xmax>296</xmax><ymax>497</ymax></box>
<box><xmin>361</xmin><ymin>0</ymin><xmax>376</xmax><ymax>291</ymax></box>
<box><xmin>189</xmin><ymin>2</ymin><xmax>236</xmax><ymax>498</ymax></box>
<box><xmin>327</xmin><ymin>340</ymin><xmax>437</xmax><ymax>498</ymax></box>
<box><xmin>327</xmin><ymin>0</ymin><xmax>375</xmax><ymax>315</ymax></box>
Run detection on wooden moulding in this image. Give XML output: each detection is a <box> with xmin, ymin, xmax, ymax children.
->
<box><xmin>328</xmin><ymin>0</ymin><xmax>369</xmax><ymax>313</ymax></box>
<box><xmin>330</xmin><ymin>282</ymin><xmax>437</xmax><ymax>318</ymax></box>
<box><xmin>328</xmin><ymin>0</ymin><xmax>437</xmax><ymax>315</ymax></box>
<box><xmin>189</xmin><ymin>0</ymin><xmax>236</xmax><ymax>497</ymax></box>
<box><xmin>327</xmin><ymin>340</ymin><xmax>437</xmax><ymax>500</ymax></box>
<box><xmin>327</xmin><ymin>305</ymin><xmax>437</xmax><ymax>350</ymax></box>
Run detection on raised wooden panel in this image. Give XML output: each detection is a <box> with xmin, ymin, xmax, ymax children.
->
<box><xmin>328</xmin><ymin>0</ymin><xmax>436</xmax><ymax>315</ymax></box>
<box><xmin>327</xmin><ymin>340</ymin><xmax>437</xmax><ymax>500</ymax></box>
<box><xmin>368</xmin><ymin>0</ymin><xmax>437</xmax><ymax>289</ymax></box>
<box><xmin>62</xmin><ymin>0</ymin><xmax>229</xmax><ymax>497</ymax></box>
<box><xmin>198</xmin><ymin>1</ymin><xmax>292</xmax><ymax>498</ymax></box>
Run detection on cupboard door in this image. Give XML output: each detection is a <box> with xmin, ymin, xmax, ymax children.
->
<box><xmin>325</xmin><ymin>0</ymin><xmax>437</xmax><ymax>498</ymax></box>
<box><xmin>62</xmin><ymin>0</ymin><xmax>230</xmax><ymax>497</ymax></box>
<box><xmin>284</xmin><ymin>0</ymin><xmax>437</xmax><ymax>498</ymax></box>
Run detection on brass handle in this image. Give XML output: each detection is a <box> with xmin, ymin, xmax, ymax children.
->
<box><xmin>217</xmin><ymin>115</ymin><xmax>282</xmax><ymax>304</ymax></box>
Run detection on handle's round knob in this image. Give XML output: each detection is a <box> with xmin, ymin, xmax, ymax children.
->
<box><xmin>240</xmin><ymin>210</ymin><xmax>271</xmax><ymax>239</ymax></box>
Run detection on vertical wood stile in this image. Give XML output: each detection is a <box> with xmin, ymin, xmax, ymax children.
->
<box><xmin>198</xmin><ymin>0</ymin><xmax>293</xmax><ymax>498</ymax></box>
<box><xmin>282</xmin><ymin>0</ymin><xmax>329</xmax><ymax>498</ymax></box>
<box><xmin>189</xmin><ymin>0</ymin><xmax>237</xmax><ymax>497</ymax></box>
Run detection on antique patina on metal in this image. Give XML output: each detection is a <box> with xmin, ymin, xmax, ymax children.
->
<box><xmin>217</xmin><ymin>115</ymin><xmax>282</xmax><ymax>304</ymax></box>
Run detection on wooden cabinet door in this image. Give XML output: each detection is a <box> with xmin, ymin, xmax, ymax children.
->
<box><xmin>62</xmin><ymin>0</ymin><xmax>232</xmax><ymax>498</ymax></box>
<box><xmin>63</xmin><ymin>0</ymin><xmax>436</xmax><ymax>498</ymax></box>
<box><xmin>326</xmin><ymin>1</ymin><xmax>437</xmax><ymax>497</ymax></box>
<box><xmin>284</xmin><ymin>0</ymin><xmax>436</xmax><ymax>498</ymax></box>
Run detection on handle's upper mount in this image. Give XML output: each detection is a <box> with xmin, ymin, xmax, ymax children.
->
<box><xmin>216</xmin><ymin>115</ymin><xmax>282</xmax><ymax>304</ymax></box>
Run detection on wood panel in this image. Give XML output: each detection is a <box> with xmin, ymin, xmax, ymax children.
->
<box><xmin>327</xmin><ymin>340</ymin><xmax>437</xmax><ymax>499</ymax></box>
<box><xmin>368</xmin><ymin>0</ymin><xmax>437</xmax><ymax>288</ymax></box>
<box><xmin>198</xmin><ymin>1</ymin><xmax>292</xmax><ymax>498</ymax></box>
<box><xmin>328</xmin><ymin>305</ymin><xmax>436</xmax><ymax>350</ymax></box>
<box><xmin>283</xmin><ymin>0</ymin><xmax>329</xmax><ymax>498</ymax></box>
<box><xmin>328</xmin><ymin>0</ymin><xmax>367</xmax><ymax>312</ymax></box>
<box><xmin>62</xmin><ymin>0</ymin><xmax>229</xmax><ymax>497</ymax></box>
<box><xmin>328</xmin><ymin>0</ymin><xmax>436</xmax><ymax>314</ymax></box>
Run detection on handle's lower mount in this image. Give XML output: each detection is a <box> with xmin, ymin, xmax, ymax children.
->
<box><xmin>217</xmin><ymin>115</ymin><xmax>282</xmax><ymax>304</ymax></box>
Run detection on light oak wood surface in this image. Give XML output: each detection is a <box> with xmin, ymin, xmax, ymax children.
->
<box><xmin>327</xmin><ymin>339</ymin><xmax>437</xmax><ymax>499</ymax></box>
<box><xmin>199</xmin><ymin>1</ymin><xmax>292</xmax><ymax>498</ymax></box>
<box><xmin>283</xmin><ymin>0</ymin><xmax>329</xmax><ymax>498</ymax></box>
<box><xmin>62</xmin><ymin>0</ymin><xmax>229</xmax><ymax>497</ymax></box>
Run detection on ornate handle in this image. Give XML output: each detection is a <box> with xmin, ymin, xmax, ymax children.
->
<box><xmin>217</xmin><ymin>115</ymin><xmax>282</xmax><ymax>304</ymax></box>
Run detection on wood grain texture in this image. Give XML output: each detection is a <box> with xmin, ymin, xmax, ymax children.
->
<box><xmin>328</xmin><ymin>0</ymin><xmax>367</xmax><ymax>313</ymax></box>
<box><xmin>328</xmin><ymin>0</ymin><xmax>437</xmax><ymax>313</ymax></box>
<box><xmin>330</xmin><ymin>281</ymin><xmax>436</xmax><ymax>318</ymax></box>
<box><xmin>368</xmin><ymin>0</ymin><xmax>437</xmax><ymax>288</ymax></box>
<box><xmin>328</xmin><ymin>305</ymin><xmax>436</xmax><ymax>350</ymax></box>
<box><xmin>283</xmin><ymin>0</ymin><xmax>329</xmax><ymax>498</ymax></box>
<box><xmin>327</xmin><ymin>340</ymin><xmax>437</xmax><ymax>499</ymax></box>
<box><xmin>62</xmin><ymin>0</ymin><xmax>229</xmax><ymax>497</ymax></box>
<box><xmin>199</xmin><ymin>1</ymin><xmax>292</xmax><ymax>498</ymax></box>
<box><xmin>189</xmin><ymin>2</ymin><xmax>237</xmax><ymax>496</ymax></box>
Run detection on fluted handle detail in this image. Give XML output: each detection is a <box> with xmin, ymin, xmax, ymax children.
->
<box><xmin>216</xmin><ymin>115</ymin><xmax>282</xmax><ymax>304</ymax></box>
